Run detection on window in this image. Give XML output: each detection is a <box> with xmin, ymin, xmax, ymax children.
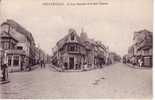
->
<box><xmin>13</xmin><ymin>56</ymin><xmax>19</xmax><ymax>66</ymax></box>
<box><xmin>1</xmin><ymin>24</ymin><xmax>9</xmax><ymax>32</ymax></box>
<box><xmin>2</xmin><ymin>42</ymin><xmax>9</xmax><ymax>50</ymax></box>
<box><xmin>71</xmin><ymin>34</ymin><xmax>74</xmax><ymax>40</ymax></box>
<box><xmin>143</xmin><ymin>50</ymin><xmax>149</xmax><ymax>55</ymax></box>
<box><xmin>17</xmin><ymin>46</ymin><xmax>23</xmax><ymax>50</ymax></box>
<box><xmin>8</xmin><ymin>56</ymin><xmax>12</xmax><ymax>66</ymax></box>
<box><xmin>71</xmin><ymin>46</ymin><xmax>74</xmax><ymax>51</ymax></box>
<box><xmin>68</xmin><ymin>45</ymin><xmax>75</xmax><ymax>51</ymax></box>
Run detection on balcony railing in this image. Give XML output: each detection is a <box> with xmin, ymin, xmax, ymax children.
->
<box><xmin>5</xmin><ymin>49</ymin><xmax>26</xmax><ymax>55</ymax></box>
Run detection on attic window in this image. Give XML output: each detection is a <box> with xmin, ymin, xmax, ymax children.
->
<box><xmin>71</xmin><ymin>33</ymin><xmax>74</xmax><ymax>40</ymax></box>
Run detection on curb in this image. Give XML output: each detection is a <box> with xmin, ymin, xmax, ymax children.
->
<box><xmin>125</xmin><ymin>63</ymin><xmax>151</xmax><ymax>69</ymax></box>
<box><xmin>0</xmin><ymin>80</ymin><xmax>10</xmax><ymax>84</ymax></box>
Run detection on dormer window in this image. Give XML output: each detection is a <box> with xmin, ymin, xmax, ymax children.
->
<box><xmin>17</xmin><ymin>46</ymin><xmax>23</xmax><ymax>50</ymax></box>
<box><xmin>71</xmin><ymin>33</ymin><xmax>74</xmax><ymax>40</ymax></box>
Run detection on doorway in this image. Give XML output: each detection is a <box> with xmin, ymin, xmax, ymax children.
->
<box><xmin>69</xmin><ymin>57</ymin><xmax>74</xmax><ymax>69</ymax></box>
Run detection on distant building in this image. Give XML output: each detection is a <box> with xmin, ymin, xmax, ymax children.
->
<box><xmin>51</xmin><ymin>28</ymin><xmax>110</xmax><ymax>71</ymax></box>
<box><xmin>0</xmin><ymin>19</ymin><xmax>36</xmax><ymax>72</ymax></box>
<box><xmin>127</xmin><ymin>29</ymin><xmax>152</xmax><ymax>67</ymax></box>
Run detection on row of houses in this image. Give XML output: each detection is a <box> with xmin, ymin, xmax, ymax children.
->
<box><xmin>123</xmin><ymin>29</ymin><xmax>152</xmax><ymax>67</ymax></box>
<box><xmin>0</xmin><ymin>19</ymin><xmax>47</xmax><ymax>72</ymax></box>
<box><xmin>51</xmin><ymin>28</ymin><xmax>118</xmax><ymax>71</ymax></box>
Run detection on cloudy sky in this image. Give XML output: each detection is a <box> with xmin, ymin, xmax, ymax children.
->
<box><xmin>0</xmin><ymin>0</ymin><xmax>152</xmax><ymax>56</ymax></box>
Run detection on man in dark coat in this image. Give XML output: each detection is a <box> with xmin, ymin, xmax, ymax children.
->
<box><xmin>1</xmin><ymin>63</ymin><xmax>8</xmax><ymax>81</ymax></box>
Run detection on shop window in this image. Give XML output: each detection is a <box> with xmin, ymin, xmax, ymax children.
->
<box><xmin>13</xmin><ymin>56</ymin><xmax>19</xmax><ymax>66</ymax></box>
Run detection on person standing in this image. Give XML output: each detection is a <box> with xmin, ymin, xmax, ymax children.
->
<box><xmin>83</xmin><ymin>63</ymin><xmax>87</xmax><ymax>71</ymax></box>
<box><xmin>21</xmin><ymin>61</ymin><xmax>23</xmax><ymax>71</ymax></box>
<box><xmin>43</xmin><ymin>60</ymin><xmax>46</xmax><ymax>68</ymax></box>
<box><xmin>40</xmin><ymin>60</ymin><xmax>43</xmax><ymax>68</ymax></box>
<box><xmin>138</xmin><ymin>57</ymin><xmax>143</xmax><ymax>67</ymax></box>
<box><xmin>1</xmin><ymin>62</ymin><xmax>8</xmax><ymax>81</ymax></box>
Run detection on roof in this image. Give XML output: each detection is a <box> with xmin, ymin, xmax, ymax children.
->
<box><xmin>1</xmin><ymin>19</ymin><xmax>35</xmax><ymax>45</ymax></box>
<box><xmin>135</xmin><ymin>29</ymin><xmax>152</xmax><ymax>34</ymax></box>
<box><xmin>0</xmin><ymin>31</ymin><xmax>11</xmax><ymax>38</ymax></box>
<box><xmin>134</xmin><ymin>29</ymin><xmax>152</xmax><ymax>40</ymax></box>
<box><xmin>0</xmin><ymin>31</ymin><xmax>18</xmax><ymax>42</ymax></box>
<box><xmin>56</xmin><ymin>28</ymin><xmax>84</xmax><ymax>50</ymax></box>
<box><xmin>56</xmin><ymin>28</ymin><xmax>108</xmax><ymax>53</ymax></box>
<box><xmin>133</xmin><ymin>29</ymin><xmax>152</xmax><ymax>50</ymax></box>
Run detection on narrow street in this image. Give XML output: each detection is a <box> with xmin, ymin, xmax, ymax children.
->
<box><xmin>0</xmin><ymin>63</ymin><xmax>152</xmax><ymax>99</ymax></box>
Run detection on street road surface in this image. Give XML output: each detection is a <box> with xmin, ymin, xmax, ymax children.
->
<box><xmin>0</xmin><ymin>63</ymin><xmax>152</xmax><ymax>99</ymax></box>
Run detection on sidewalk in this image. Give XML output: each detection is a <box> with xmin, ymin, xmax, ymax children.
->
<box><xmin>48</xmin><ymin>64</ymin><xmax>107</xmax><ymax>72</ymax></box>
<box><xmin>30</xmin><ymin>64</ymin><xmax>40</xmax><ymax>70</ymax></box>
<box><xmin>9</xmin><ymin>64</ymin><xmax>39</xmax><ymax>73</ymax></box>
<box><xmin>0</xmin><ymin>77</ymin><xmax>10</xmax><ymax>84</ymax></box>
<box><xmin>125</xmin><ymin>63</ymin><xmax>151</xmax><ymax>70</ymax></box>
<box><xmin>48</xmin><ymin>64</ymin><xmax>63</xmax><ymax>72</ymax></box>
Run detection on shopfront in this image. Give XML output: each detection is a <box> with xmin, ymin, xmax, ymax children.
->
<box><xmin>5</xmin><ymin>50</ymin><xmax>26</xmax><ymax>72</ymax></box>
<box><xmin>143</xmin><ymin>56</ymin><xmax>152</xmax><ymax>67</ymax></box>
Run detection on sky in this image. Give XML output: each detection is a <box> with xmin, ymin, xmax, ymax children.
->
<box><xmin>0</xmin><ymin>0</ymin><xmax>153</xmax><ymax>56</ymax></box>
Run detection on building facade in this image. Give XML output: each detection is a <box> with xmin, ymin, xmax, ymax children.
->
<box><xmin>126</xmin><ymin>29</ymin><xmax>152</xmax><ymax>67</ymax></box>
<box><xmin>35</xmin><ymin>47</ymin><xmax>47</xmax><ymax>64</ymax></box>
<box><xmin>0</xmin><ymin>19</ymin><xmax>36</xmax><ymax>72</ymax></box>
<box><xmin>55</xmin><ymin>29</ymin><xmax>86</xmax><ymax>70</ymax></box>
<box><xmin>52</xmin><ymin>28</ymin><xmax>110</xmax><ymax>71</ymax></box>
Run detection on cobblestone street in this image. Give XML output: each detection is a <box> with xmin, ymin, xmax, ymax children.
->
<box><xmin>0</xmin><ymin>63</ymin><xmax>152</xmax><ymax>99</ymax></box>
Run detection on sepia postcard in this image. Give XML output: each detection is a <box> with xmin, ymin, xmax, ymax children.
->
<box><xmin>0</xmin><ymin>0</ymin><xmax>153</xmax><ymax>99</ymax></box>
